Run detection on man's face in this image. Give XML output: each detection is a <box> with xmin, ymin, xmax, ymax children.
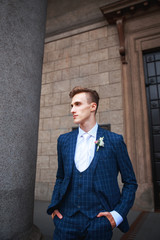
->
<box><xmin>71</xmin><ymin>92</ymin><xmax>93</xmax><ymax>125</ymax></box>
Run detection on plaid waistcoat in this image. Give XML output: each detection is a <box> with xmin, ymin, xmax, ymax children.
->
<box><xmin>59</xmin><ymin>159</ymin><xmax>109</xmax><ymax>218</ymax></box>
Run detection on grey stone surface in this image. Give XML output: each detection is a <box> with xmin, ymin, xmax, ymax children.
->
<box><xmin>0</xmin><ymin>0</ymin><xmax>47</xmax><ymax>239</ymax></box>
<box><xmin>29</xmin><ymin>225</ymin><xmax>45</xmax><ymax>240</ymax></box>
<box><xmin>46</xmin><ymin>0</ymin><xmax>119</xmax><ymax>36</ymax></box>
<box><xmin>34</xmin><ymin>201</ymin><xmax>53</xmax><ymax>240</ymax></box>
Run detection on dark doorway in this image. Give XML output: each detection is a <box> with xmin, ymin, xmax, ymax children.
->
<box><xmin>143</xmin><ymin>49</ymin><xmax>160</xmax><ymax>210</ymax></box>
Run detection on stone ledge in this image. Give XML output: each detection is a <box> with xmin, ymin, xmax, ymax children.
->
<box><xmin>28</xmin><ymin>225</ymin><xmax>45</xmax><ymax>240</ymax></box>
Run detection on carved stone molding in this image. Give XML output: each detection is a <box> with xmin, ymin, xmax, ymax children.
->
<box><xmin>100</xmin><ymin>0</ymin><xmax>160</xmax><ymax>63</ymax></box>
<box><xmin>100</xmin><ymin>0</ymin><xmax>160</xmax><ymax>24</ymax></box>
<box><xmin>101</xmin><ymin>0</ymin><xmax>160</xmax><ymax>211</ymax></box>
<box><xmin>116</xmin><ymin>18</ymin><xmax>126</xmax><ymax>64</ymax></box>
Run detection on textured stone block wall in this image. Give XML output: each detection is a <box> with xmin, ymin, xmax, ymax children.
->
<box><xmin>35</xmin><ymin>25</ymin><xmax>123</xmax><ymax>201</ymax></box>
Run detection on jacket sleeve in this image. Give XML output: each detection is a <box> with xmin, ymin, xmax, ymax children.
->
<box><xmin>47</xmin><ymin>135</ymin><xmax>64</xmax><ymax>215</ymax></box>
<box><xmin>114</xmin><ymin>135</ymin><xmax>138</xmax><ymax>219</ymax></box>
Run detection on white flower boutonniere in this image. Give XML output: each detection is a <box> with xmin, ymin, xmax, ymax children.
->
<box><xmin>95</xmin><ymin>136</ymin><xmax>104</xmax><ymax>151</ymax></box>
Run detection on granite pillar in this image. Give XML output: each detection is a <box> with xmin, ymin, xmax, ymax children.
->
<box><xmin>0</xmin><ymin>0</ymin><xmax>47</xmax><ymax>239</ymax></box>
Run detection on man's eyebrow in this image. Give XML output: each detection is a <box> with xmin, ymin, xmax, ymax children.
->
<box><xmin>71</xmin><ymin>101</ymin><xmax>81</xmax><ymax>107</ymax></box>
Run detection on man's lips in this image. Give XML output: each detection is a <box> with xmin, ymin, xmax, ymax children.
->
<box><xmin>73</xmin><ymin>115</ymin><xmax>78</xmax><ymax>119</ymax></box>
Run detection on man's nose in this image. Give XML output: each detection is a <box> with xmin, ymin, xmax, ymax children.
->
<box><xmin>71</xmin><ymin>105</ymin><xmax>77</xmax><ymax>113</ymax></box>
<box><xmin>71</xmin><ymin>106</ymin><xmax>75</xmax><ymax>113</ymax></box>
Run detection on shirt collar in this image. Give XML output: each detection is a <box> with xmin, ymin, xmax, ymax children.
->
<box><xmin>78</xmin><ymin>123</ymin><xmax>98</xmax><ymax>138</ymax></box>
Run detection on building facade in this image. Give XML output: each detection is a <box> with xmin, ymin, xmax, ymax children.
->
<box><xmin>35</xmin><ymin>0</ymin><xmax>160</xmax><ymax>212</ymax></box>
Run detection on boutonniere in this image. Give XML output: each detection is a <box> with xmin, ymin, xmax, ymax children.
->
<box><xmin>95</xmin><ymin>137</ymin><xmax>104</xmax><ymax>151</ymax></box>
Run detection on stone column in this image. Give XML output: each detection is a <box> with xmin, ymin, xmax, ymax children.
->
<box><xmin>0</xmin><ymin>1</ymin><xmax>47</xmax><ymax>239</ymax></box>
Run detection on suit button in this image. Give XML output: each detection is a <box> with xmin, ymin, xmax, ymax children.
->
<box><xmin>77</xmin><ymin>205</ymin><xmax>80</xmax><ymax>208</ymax></box>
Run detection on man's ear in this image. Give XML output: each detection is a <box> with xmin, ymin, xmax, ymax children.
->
<box><xmin>90</xmin><ymin>102</ymin><xmax>97</xmax><ymax>112</ymax></box>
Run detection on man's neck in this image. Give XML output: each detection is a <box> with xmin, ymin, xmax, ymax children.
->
<box><xmin>79</xmin><ymin>120</ymin><xmax>97</xmax><ymax>133</ymax></box>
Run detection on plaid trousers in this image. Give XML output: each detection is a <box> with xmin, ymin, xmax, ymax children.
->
<box><xmin>53</xmin><ymin>211</ymin><xmax>113</xmax><ymax>240</ymax></box>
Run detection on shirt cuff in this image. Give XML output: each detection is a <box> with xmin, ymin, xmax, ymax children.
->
<box><xmin>110</xmin><ymin>210</ymin><xmax>123</xmax><ymax>227</ymax></box>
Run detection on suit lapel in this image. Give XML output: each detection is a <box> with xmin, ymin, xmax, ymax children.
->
<box><xmin>67</xmin><ymin>129</ymin><xmax>78</xmax><ymax>176</ymax></box>
<box><xmin>92</xmin><ymin>125</ymin><xmax>104</xmax><ymax>172</ymax></box>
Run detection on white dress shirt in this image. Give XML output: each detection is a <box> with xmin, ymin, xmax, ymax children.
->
<box><xmin>74</xmin><ymin>123</ymin><xmax>98</xmax><ymax>172</ymax></box>
<box><xmin>74</xmin><ymin>123</ymin><xmax>123</xmax><ymax>227</ymax></box>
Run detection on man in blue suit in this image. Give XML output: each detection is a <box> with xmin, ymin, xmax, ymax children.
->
<box><xmin>47</xmin><ymin>86</ymin><xmax>138</xmax><ymax>240</ymax></box>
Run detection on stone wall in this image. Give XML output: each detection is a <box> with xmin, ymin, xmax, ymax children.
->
<box><xmin>35</xmin><ymin>24</ymin><xmax>123</xmax><ymax>201</ymax></box>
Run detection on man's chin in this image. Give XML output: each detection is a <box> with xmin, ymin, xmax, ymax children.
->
<box><xmin>73</xmin><ymin>119</ymin><xmax>80</xmax><ymax>125</ymax></box>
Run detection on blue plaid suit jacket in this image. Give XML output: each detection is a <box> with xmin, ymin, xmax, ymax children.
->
<box><xmin>47</xmin><ymin>125</ymin><xmax>138</xmax><ymax>233</ymax></box>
